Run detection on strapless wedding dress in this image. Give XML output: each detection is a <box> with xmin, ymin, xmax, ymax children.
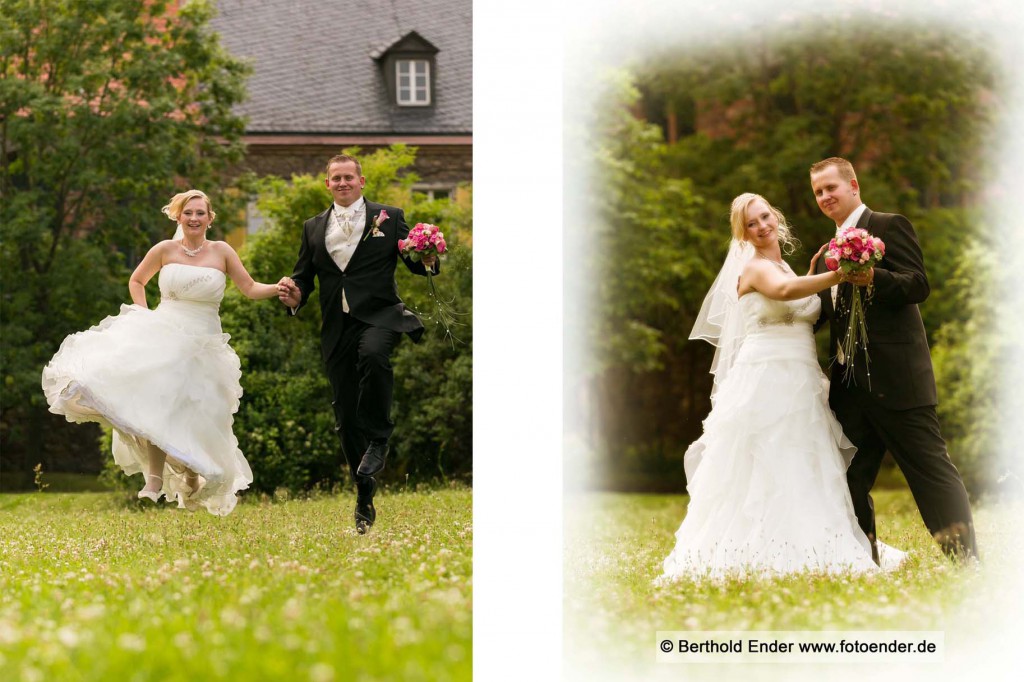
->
<box><xmin>42</xmin><ymin>263</ymin><xmax>253</xmax><ymax>515</ymax></box>
<box><xmin>661</xmin><ymin>291</ymin><xmax>904</xmax><ymax>579</ymax></box>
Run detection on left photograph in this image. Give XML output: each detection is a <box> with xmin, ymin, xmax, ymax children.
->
<box><xmin>0</xmin><ymin>1</ymin><xmax>472</xmax><ymax>679</ymax></box>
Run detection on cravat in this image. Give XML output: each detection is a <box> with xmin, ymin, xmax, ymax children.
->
<box><xmin>340</xmin><ymin>211</ymin><xmax>354</xmax><ymax>239</ymax></box>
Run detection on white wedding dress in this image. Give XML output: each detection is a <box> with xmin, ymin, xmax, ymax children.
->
<box><xmin>661</xmin><ymin>290</ymin><xmax>903</xmax><ymax>579</ymax></box>
<box><xmin>42</xmin><ymin>263</ymin><xmax>253</xmax><ymax>516</ymax></box>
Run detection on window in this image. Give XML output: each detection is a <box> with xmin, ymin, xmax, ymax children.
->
<box><xmin>246</xmin><ymin>198</ymin><xmax>266</xmax><ymax>235</ymax></box>
<box><xmin>374</xmin><ymin>32</ymin><xmax>439</xmax><ymax>108</ymax></box>
<box><xmin>396</xmin><ymin>59</ymin><xmax>431</xmax><ymax>106</ymax></box>
<box><xmin>413</xmin><ymin>186</ymin><xmax>452</xmax><ymax>201</ymax></box>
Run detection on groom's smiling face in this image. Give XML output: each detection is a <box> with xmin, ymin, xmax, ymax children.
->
<box><xmin>811</xmin><ymin>166</ymin><xmax>861</xmax><ymax>225</ymax></box>
<box><xmin>326</xmin><ymin>161</ymin><xmax>366</xmax><ymax>207</ymax></box>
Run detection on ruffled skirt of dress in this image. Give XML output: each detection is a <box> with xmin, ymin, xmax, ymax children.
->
<box><xmin>41</xmin><ymin>302</ymin><xmax>253</xmax><ymax>516</ymax></box>
<box><xmin>661</xmin><ymin>326</ymin><xmax>884</xmax><ymax>580</ymax></box>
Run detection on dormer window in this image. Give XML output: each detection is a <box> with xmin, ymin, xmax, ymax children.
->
<box><xmin>396</xmin><ymin>59</ymin><xmax>431</xmax><ymax>106</ymax></box>
<box><xmin>373</xmin><ymin>31</ymin><xmax>439</xmax><ymax>108</ymax></box>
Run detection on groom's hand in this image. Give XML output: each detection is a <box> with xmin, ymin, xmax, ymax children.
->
<box><xmin>847</xmin><ymin>268</ymin><xmax>874</xmax><ymax>287</ymax></box>
<box><xmin>277</xmin><ymin>277</ymin><xmax>301</xmax><ymax>307</ymax></box>
<box><xmin>421</xmin><ymin>254</ymin><xmax>437</xmax><ymax>270</ymax></box>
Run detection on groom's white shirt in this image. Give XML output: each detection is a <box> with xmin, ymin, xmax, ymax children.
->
<box><xmin>838</xmin><ymin>203</ymin><xmax>868</xmax><ymax>229</ymax></box>
<box><xmin>831</xmin><ymin>203</ymin><xmax>868</xmax><ymax>364</ymax></box>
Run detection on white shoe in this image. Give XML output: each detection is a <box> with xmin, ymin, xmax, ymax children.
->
<box><xmin>878</xmin><ymin>541</ymin><xmax>908</xmax><ymax>571</ymax></box>
<box><xmin>137</xmin><ymin>474</ymin><xmax>164</xmax><ymax>503</ymax></box>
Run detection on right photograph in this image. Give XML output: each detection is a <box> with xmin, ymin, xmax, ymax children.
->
<box><xmin>563</xmin><ymin>1</ymin><xmax>1023</xmax><ymax>680</ymax></box>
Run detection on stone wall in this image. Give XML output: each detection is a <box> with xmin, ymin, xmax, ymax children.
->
<box><xmin>233</xmin><ymin>143</ymin><xmax>472</xmax><ymax>188</ymax></box>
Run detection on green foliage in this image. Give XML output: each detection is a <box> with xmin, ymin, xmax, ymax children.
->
<box><xmin>641</xmin><ymin>20</ymin><xmax>994</xmax><ymax>236</ymax></box>
<box><xmin>392</xmin><ymin>189</ymin><xmax>473</xmax><ymax>481</ymax></box>
<box><xmin>911</xmin><ymin>207</ymin><xmax>986</xmax><ymax>342</ymax></box>
<box><xmin>0</xmin><ymin>489</ymin><xmax>472</xmax><ymax>681</ymax></box>
<box><xmin>220</xmin><ymin>145</ymin><xmax>472</xmax><ymax>492</ymax></box>
<box><xmin>569</xmin><ymin>69</ymin><xmax>713</xmax><ymax>376</ymax></box>
<box><xmin>931</xmin><ymin>239</ymin><xmax>1004</xmax><ymax>495</ymax></box>
<box><xmin>1</xmin><ymin>0</ymin><xmax>249</xmax><ymax>471</ymax></box>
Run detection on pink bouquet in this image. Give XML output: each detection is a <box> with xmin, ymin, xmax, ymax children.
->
<box><xmin>398</xmin><ymin>222</ymin><xmax>447</xmax><ymax>261</ymax></box>
<box><xmin>824</xmin><ymin>226</ymin><xmax>885</xmax><ymax>387</ymax></box>
<box><xmin>398</xmin><ymin>223</ymin><xmax>464</xmax><ymax>345</ymax></box>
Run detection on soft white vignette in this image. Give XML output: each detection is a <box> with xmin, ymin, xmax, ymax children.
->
<box><xmin>473</xmin><ymin>2</ymin><xmax>564</xmax><ymax>680</ymax></box>
<box><xmin>561</xmin><ymin>0</ymin><xmax>1024</xmax><ymax>681</ymax></box>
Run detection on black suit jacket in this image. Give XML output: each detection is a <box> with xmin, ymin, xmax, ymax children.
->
<box><xmin>816</xmin><ymin>207</ymin><xmax>937</xmax><ymax>410</ymax></box>
<box><xmin>290</xmin><ymin>199</ymin><xmax>435</xmax><ymax>362</ymax></box>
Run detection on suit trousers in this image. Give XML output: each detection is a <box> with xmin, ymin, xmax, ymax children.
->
<box><xmin>831</xmin><ymin>383</ymin><xmax>978</xmax><ymax>559</ymax></box>
<box><xmin>325</xmin><ymin>313</ymin><xmax>401</xmax><ymax>500</ymax></box>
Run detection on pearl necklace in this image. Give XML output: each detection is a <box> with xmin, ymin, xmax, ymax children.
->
<box><xmin>756</xmin><ymin>253</ymin><xmax>789</xmax><ymax>271</ymax></box>
<box><xmin>181</xmin><ymin>239</ymin><xmax>206</xmax><ymax>257</ymax></box>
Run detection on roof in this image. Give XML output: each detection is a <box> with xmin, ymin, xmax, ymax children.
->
<box><xmin>209</xmin><ymin>0</ymin><xmax>472</xmax><ymax>135</ymax></box>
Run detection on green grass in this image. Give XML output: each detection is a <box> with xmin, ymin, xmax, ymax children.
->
<box><xmin>564</xmin><ymin>490</ymin><xmax>1021</xmax><ymax>680</ymax></box>
<box><xmin>0</xmin><ymin>488</ymin><xmax>472</xmax><ymax>682</ymax></box>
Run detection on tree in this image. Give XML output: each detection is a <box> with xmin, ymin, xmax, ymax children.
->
<box><xmin>0</xmin><ymin>0</ymin><xmax>249</xmax><ymax>477</ymax></box>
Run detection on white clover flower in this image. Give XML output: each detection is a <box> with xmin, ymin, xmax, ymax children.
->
<box><xmin>117</xmin><ymin>633</ymin><xmax>146</xmax><ymax>651</ymax></box>
<box><xmin>56</xmin><ymin>627</ymin><xmax>80</xmax><ymax>648</ymax></box>
<box><xmin>309</xmin><ymin>662</ymin><xmax>335</xmax><ymax>682</ymax></box>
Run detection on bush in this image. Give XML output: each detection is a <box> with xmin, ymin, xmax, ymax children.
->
<box><xmin>931</xmin><ymin>240</ymin><xmax>1004</xmax><ymax>497</ymax></box>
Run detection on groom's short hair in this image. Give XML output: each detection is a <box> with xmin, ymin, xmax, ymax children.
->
<box><xmin>810</xmin><ymin>157</ymin><xmax>857</xmax><ymax>183</ymax></box>
<box><xmin>325</xmin><ymin>154</ymin><xmax>363</xmax><ymax>177</ymax></box>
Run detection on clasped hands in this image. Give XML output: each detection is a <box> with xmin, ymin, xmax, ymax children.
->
<box><xmin>843</xmin><ymin>269</ymin><xmax>874</xmax><ymax>286</ymax></box>
<box><xmin>277</xmin><ymin>277</ymin><xmax>301</xmax><ymax>307</ymax></box>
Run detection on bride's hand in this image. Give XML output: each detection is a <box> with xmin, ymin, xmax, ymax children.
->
<box><xmin>807</xmin><ymin>243</ymin><xmax>828</xmax><ymax>276</ymax></box>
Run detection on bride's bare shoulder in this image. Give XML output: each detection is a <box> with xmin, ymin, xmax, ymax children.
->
<box><xmin>740</xmin><ymin>258</ymin><xmax>771</xmax><ymax>277</ymax></box>
<box><xmin>147</xmin><ymin>239</ymin><xmax>178</xmax><ymax>256</ymax></box>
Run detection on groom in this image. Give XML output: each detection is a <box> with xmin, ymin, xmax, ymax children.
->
<box><xmin>810</xmin><ymin>157</ymin><xmax>977</xmax><ymax>562</ymax></box>
<box><xmin>278</xmin><ymin>154</ymin><xmax>437</xmax><ymax>533</ymax></box>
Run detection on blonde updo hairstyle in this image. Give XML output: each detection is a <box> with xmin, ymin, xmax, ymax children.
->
<box><xmin>161</xmin><ymin>189</ymin><xmax>216</xmax><ymax>226</ymax></box>
<box><xmin>729</xmin><ymin>192</ymin><xmax>799</xmax><ymax>255</ymax></box>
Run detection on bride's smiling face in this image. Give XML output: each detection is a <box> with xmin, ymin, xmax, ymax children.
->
<box><xmin>743</xmin><ymin>199</ymin><xmax>778</xmax><ymax>248</ymax></box>
<box><xmin>179</xmin><ymin>197</ymin><xmax>212</xmax><ymax>237</ymax></box>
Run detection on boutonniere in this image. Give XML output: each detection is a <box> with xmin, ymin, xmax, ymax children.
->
<box><xmin>364</xmin><ymin>210</ymin><xmax>389</xmax><ymax>241</ymax></box>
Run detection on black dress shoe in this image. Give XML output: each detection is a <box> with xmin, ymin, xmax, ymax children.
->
<box><xmin>355</xmin><ymin>477</ymin><xmax>377</xmax><ymax>534</ymax></box>
<box><xmin>357</xmin><ymin>441</ymin><xmax>389</xmax><ymax>477</ymax></box>
<box><xmin>355</xmin><ymin>501</ymin><xmax>376</xmax><ymax>534</ymax></box>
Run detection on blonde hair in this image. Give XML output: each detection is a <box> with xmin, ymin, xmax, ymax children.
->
<box><xmin>809</xmin><ymin>157</ymin><xmax>857</xmax><ymax>183</ymax></box>
<box><xmin>161</xmin><ymin>189</ymin><xmax>216</xmax><ymax>224</ymax></box>
<box><xmin>325</xmin><ymin>154</ymin><xmax>362</xmax><ymax>176</ymax></box>
<box><xmin>729</xmin><ymin>192</ymin><xmax>799</xmax><ymax>255</ymax></box>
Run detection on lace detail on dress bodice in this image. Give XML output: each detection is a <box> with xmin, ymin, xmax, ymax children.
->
<box><xmin>159</xmin><ymin>263</ymin><xmax>226</xmax><ymax>305</ymax></box>
<box><xmin>738</xmin><ymin>291</ymin><xmax>820</xmax><ymax>334</ymax></box>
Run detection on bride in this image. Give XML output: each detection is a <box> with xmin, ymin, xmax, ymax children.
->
<box><xmin>42</xmin><ymin>190</ymin><xmax>287</xmax><ymax>516</ymax></box>
<box><xmin>661</xmin><ymin>193</ymin><xmax>904</xmax><ymax>579</ymax></box>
